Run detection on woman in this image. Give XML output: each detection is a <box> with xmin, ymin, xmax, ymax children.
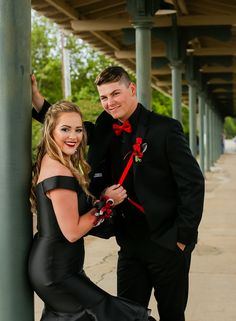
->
<box><xmin>28</xmin><ymin>101</ymin><xmax>149</xmax><ymax>321</ymax></box>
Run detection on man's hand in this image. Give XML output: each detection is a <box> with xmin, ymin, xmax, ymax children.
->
<box><xmin>104</xmin><ymin>184</ymin><xmax>127</xmax><ymax>206</ymax></box>
<box><xmin>31</xmin><ymin>74</ymin><xmax>45</xmax><ymax>112</ymax></box>
<box><xmin>177</xmin><ymin>242</ymin><xmax>186</xmax><ymax>251</ymax></box>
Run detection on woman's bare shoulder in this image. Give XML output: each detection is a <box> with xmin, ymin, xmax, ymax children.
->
<box><xmin>37</xmin><ymin>154</ymin><xmax>72</xmax><ymax>183</ymax></box>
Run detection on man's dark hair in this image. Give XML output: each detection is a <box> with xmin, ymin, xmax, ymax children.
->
<box><xmin>95</xmin><ymin>66</ymin><xmax>131</xmax><ymax>87</ymax></box>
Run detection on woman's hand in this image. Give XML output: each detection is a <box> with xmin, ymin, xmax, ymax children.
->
<box><xmin>31</xmin><ymin>74</ymin><xmax>45</xmax><ymax>111</ymax></box>
<box><xmin>103</xmin><ymin>184</ymin><xmax>127</xmax><ymax>206</ymax></box>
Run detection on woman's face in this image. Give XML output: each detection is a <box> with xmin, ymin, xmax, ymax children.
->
<box><xmin>52</xmin><ymin>112</ymin><xmax>83</xmax><ymax>157</ymax></box>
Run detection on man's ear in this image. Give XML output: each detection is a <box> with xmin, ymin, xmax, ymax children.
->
<box><xmin>129</xmin><ymin>82</ymin><xmax>136</xmax><ymax>96</ymax></box>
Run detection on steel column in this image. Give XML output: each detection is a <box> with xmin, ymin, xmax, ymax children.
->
<box><xmin>189</xmin><ymin>85</ymin><xmax>197</xmax><ymax>157</ymax></box>
<box><xmin>135</xmin><ymin>23</ymin><xmax>152</xmax><ymax>109</ymax></box>
<box><xmin>0</xmin><ymin>1</ymin><xmax>33</xmax><ymax>320</ymax></box>
<box><xmin>198</xmin><ymin>94</ymin><xmax>205</xmax><ymax>173</ymax></box>
<box><xmin>205</xmin><ymin>103</ymin><xmax>210</xmax><ymax>171</ymax></box>
<box><xmin>171</xmin><ymin>63</ymin><xmax>182</xmax><ymax>121</ymax></box>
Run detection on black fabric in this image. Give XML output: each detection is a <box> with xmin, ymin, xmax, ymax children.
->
<box><xmin>28</xmin><ymin>175</ymin><xmax>148</xmax><ymax>321</ymax></box>
<box><xmin>117</xmin><ymin>244</ymin><xmax>193</xmax><ymax>321</ymax></box>
<box><xmin>32</xmin><ymin>100</ymin><xmax>51</xmax><ymax>123</ymax></box>
<box><xmin>88</xmin><ymin>216</ymin><xmax>115</xmax><ymax>239</ymax></box>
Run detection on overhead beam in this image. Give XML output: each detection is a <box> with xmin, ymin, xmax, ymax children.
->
<box><xmin>176</xmin><ymin>15</ymin><xmax>236</xmax><ymax>26</ymax></box>
<box><xmin>70</xmin><ymin>0</ymin><xmax>102</xmax><ymax>7</ymax></box>
<box><xmin>46</xmin><ymin>0</ymin><xmax>121</xmax><ymax>52</ymax></box>
<box><xmin>193</xmin><ymin>47</ymin><xmax>236</xmax><ymax>56</ymax></box>
<box><xmin>116</xmin><ymin>47</ymin><xmax>236</xmax><ymax>60</ymax></box>
<box><xmin>176</xmin><ymin>0</ymin><xmax>188</xmax><ymax>15</ymax></box>
<box><xmin>92</xmin><ymin>31</ymin><xmax>121</xmax><ymax>51</ymax></box>
<box><xmin>71</xmin><ymin>15</ymin><xmax>236</xmax><ymax>31</ymax></box>
<box><xmin>45</xmin><ymin>0</ymin><xmax>79</xmax><ymax>20</ymax></box>
<box><xmin>71</xmin><ymin>18</ymin><xmax>129</xmax><ymax>31</ymax></box>
<box><xmin>84</xmin><ymin>3</ymin><xmax>125</xmax><ymax>15</ymax></box>
<box><xmin>155</xmin><ymin>79</ymin><xmax>187</xmax><ymax>86</ymax></box>
<box><xmin>152</xmin><ymin>67</ymin><xmax>172</xmax><ymax>75</ymax></box>
<box><xmin>208</xmin><ymin>79</ymin><xmax>232</xmax><ymax>84</ymax></box>
<box><xmin>115</xmin><ymin>48</ymin><xmax>166</xmax><ymax>59</ymax></box>
<box><xmin>201</xmin><ymin>66</ymin><xmax>236</xmax><ymax>73</ymax></box>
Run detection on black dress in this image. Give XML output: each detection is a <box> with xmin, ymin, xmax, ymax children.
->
<box><xmin>28</xmin><ymin>176</ymin><xmax>148</xmax><ymax>321</ymax></box>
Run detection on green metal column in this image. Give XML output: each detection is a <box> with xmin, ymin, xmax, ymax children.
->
<box><xmin>209</xmin><ymin>107</ymin><xmax>214</xmax><ymax>167</ymax></box>
<box><xmin>212</xmin><ymin>110</ymin><xmax>217</xmax><ymax>163</ymax></box>
<box><xmin>198</xmin><ymin>94</ymin><xmax>205</xmax><ymax>173</ymax></box>
<box><xmin>0</xmin><ymin>1</ymin><xmax>33</xmax><ymax>321</ymax></box>
<box><xmin>205</xmin><ymin>103</ymin><xmax>210</xmax><ymax>171</ymax></box>
<box><xmin>216</xmin><ymin>114</ymin><xmax>220</xmax><ymax>159</ymax></box>
<box><xmin>220</xmin><ymin>118</ymin><xmax>224</xmax><ymax>155</ymax></box>
<box><xmin>127</xmin><ymin>0</ymin><xmax>159</xmax><ymax>110</ymax></box>
<box><xmin>216</xmin><ymin>115</ymin><xmax>220</xmax><ymax>159</ymax></box>
<box><xmin>171</xmin><ymin>62</ymin><xmax>182</xmax><ymax>121</ymax></box>
<box><xmin>135</xmin><ymin>22</ymin><xmax>152</xmax><ymax>108</ymax></box>
<box><xmin>189</xmin><ymin>84</ymin><xmax>197</xmax><ymax>157</ymax></box>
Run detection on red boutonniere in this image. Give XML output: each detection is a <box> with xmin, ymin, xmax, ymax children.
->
<box><xmin>133</xmin><ymin>137</ymin><xmax>146</xmax><ymax>162</ymax></box>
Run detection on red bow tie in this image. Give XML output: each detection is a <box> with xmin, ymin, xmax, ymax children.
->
<box><xmin>112</xmin><ymin>120</ymin><xmax>132</xmax><ymax>136</ymax></box>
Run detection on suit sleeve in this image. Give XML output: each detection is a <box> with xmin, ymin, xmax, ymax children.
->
<box><xmin>166</xmin><ymin>120</ymin><xmax>205</xmax><ymax>245</ymax></box>
<box><xmin>32</xmin><ymin>100</ymin><xmax>51</xmax><ymax>123</ymax></box>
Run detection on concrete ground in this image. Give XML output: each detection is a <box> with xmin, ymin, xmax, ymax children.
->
<box><xmin>35</xmin><ymin>139</ymin><xmax>236</xmax><ymax>321</ymax></box>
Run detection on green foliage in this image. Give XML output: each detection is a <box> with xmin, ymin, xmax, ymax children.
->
<box><xmin>152</xmin><ymin>90</ymin><xmax>172</xmax><ymax>116</ymax></box>
<box><xmin>75</xmin><ymin>99</ymin><xmax>103</xmax><ymax>123</ymax></box>
<box><xmin>224</xmin><ymin>116</ymin><xmax>236</xmax><ymax>138</ymax></box>
<box><xmin>31</xmin><ymin>12</ymin><xmax>63</xmax><ymax>102</ymax></box>
<box><xmin>32</xmin><ymin>120</ymin><xmax>42</xmax><ymax>163</ymax></box>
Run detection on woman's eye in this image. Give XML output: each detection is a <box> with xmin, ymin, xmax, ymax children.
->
<box><xmin>61</xmin><ymin>128</ymin><xmax>69</xmax><ymax>132</ymax></box>
<box><xmin>76</xmin><ymin>129</ymin><xmax>83</xmax><ymax>133</ymax></box>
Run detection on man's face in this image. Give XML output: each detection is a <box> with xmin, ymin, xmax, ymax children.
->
<box><xmin>97</xmin><ymin>81</ymin><xmax>137</xmax><ymax>122</ymax></box>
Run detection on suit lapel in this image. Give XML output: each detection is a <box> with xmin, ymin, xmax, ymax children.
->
<box><xmin>133</xmin><ymin>105</ymin><xmax>152</xmax><ymax>176</ymax></box>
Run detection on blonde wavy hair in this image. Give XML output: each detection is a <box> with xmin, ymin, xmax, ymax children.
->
<box><xmin>30</xmin><ymin>100</ymin><xmax>93</xmax><ymax>213</ymax></box>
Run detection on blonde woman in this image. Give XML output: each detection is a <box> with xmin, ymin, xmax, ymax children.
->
<box><xmin>28</xmin><ymin>101</ymin><xmax>148</xmax><ymax>321</ymax></box>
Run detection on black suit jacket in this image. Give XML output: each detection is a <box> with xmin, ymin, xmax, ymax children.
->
<box><xmin>88</xmin><ymin>104</ymin><xmax>205</xmax><ymax>250</ymax></box>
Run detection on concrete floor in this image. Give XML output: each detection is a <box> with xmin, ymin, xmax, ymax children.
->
<box><xmin>35</xmin><ymin>140</ymin><xmax>236</xmax><ymax>321</ymax></box>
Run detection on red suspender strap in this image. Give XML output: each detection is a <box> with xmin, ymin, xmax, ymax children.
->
<box><xmin>118</xmin><ymin>137</ymin><xmax>145</xmax><ymax>213</ymax></box>
<box><xmin>118</xmin><ymin>153</ymin><xmax>134</xmax><ymax>185</ymax></box>
<box><xmin>127</xmin><ymin>197</ymin><xmax>145</xmax><ymax>213</ymax></box>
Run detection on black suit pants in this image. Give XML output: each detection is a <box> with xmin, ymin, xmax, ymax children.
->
<box><xmin>117</xmin><ymin>242</ymin><xmax>193</xmax><ymax>321</ymax></box>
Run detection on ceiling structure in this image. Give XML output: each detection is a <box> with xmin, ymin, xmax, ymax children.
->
<box><xmin>31</xmin><ymin>0</ymin><xmax>236</xmax><ymax>117</ymax></box>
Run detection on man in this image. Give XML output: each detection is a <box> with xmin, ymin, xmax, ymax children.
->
<box><xmin>32</xmin><ymin>66</ymin><xmax>205</xmax><ymax>321</ymax></box>
<box><xmin>88</xmin><ymin>66</ymin><xmax>204</xmax><ymax>321</ymax></box>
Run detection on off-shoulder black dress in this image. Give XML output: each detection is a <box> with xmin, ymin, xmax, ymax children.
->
<box><xmin>28</xmin><ymin>176</ymin><xmax>148</xmax><ymax>321</ymax></box>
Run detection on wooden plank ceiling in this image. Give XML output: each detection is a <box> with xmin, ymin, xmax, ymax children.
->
<box><xmin>31</xmin><ymin>0</ymin><xmax>236</xmax><ymax>117</ymax></box>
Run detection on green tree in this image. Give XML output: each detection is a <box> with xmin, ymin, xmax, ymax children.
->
<box><xmin>152</xmin><ymin>90</ymin><xmax>189</xmax><ymax>137</ymax></box>
<box><xmin>31</xmin><ymin>11</ymin><xmax>62</xmax><ymax>102</ymax></box>
<box><xmin>224</xmin><ymin>116</ymin><xmax>236</xmax><ymax>138</ymax></box>
<box><xmin>65</xmin><ymin>35</ymin><xmax>113</xmax><ymax>103</ymax></box>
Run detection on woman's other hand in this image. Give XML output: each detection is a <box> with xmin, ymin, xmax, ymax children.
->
<box><xmin>31</xmin><ymin>74</ymin><xmax>45</xmax><ymax>111</ymax></box>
